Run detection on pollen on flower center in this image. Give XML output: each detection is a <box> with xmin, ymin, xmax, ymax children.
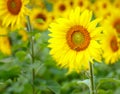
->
<box><xmin>67</xmin><ymin>25</ymin><xmax>90</xmax><ymax>51</ymax></box>
<box><xmin>114</xmin><ymin>19</ymin><xmax>120</xmax><ymax>33</ymax></box>
<box><xmin>110</xmin><ymin>36</ymin><xmax>119</xmax><ymax>52</ymax></box>
<box><xmin>72</xmin><ymin>31</ymin><xmax>84</xmax><ymax>45</ymax></box>
<box><xmin>7</xmin><ymin>0</ymin><xmax>22</xmax><ymax>15</ymax></box>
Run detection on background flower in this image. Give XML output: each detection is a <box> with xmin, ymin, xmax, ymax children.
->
<box><xmin>0</xmin><ymin>0</ymin><xmax>30</xmax><ymax>28</ymax></box>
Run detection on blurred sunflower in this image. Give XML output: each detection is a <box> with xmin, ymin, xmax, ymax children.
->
<box><xmin>30</xmin><ymin>8</ymin><xmax>51</xmax><ymax>31</ymax></box>
<box><xmin>48</xmin><ymin>7</ymin><xmax>102</xmax><ymax>73</ymax></box>
<box><xmin>0</xmin><ymin>0</ymin><xmax>30</xmax><ymax>28</ymax></box>
<box><xmin>92</xmin><ymin>0</ymin><xmax>112</xmax><ymax>19</ymax></box>
<box><xmin>103</xmin><ymin>8</ymin><xmax>120</xmax><ymax>34</ymax></box>
<box><xmin>0</xmin><ymin>28</ymin><xmax>11</xmax><ymax>55</ymax></box>
<box><xmin>49</xmin><ymin>12</ymin><xmax>57</xmax><ymax>22</ymax></box>
<box><xmin>74</xmin><ymin>0</ymin><xmax>92</xmax><ymax>10</ymax></box>
<box><xmin>53</xmin><ymin>0</ymin><xmax>71</xmax><ymax>17</ymax></box>
<box><xmin>67</xmin><ymin>0</ymin><xmax>75</xmax><ymax>8</ymax></box>
<box><xmin>101</xmin><ymin>27</ymin><xmax>120</xmax><ymax>64</ymax></box>
<box><xmin>113</xmin><ymin>0</ymin><xmax>120</xmax><ymax>9</ymax></box>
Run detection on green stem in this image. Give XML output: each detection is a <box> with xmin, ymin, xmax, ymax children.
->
<box><xmin>26</xmin><ymin>16</ymin><xmax>35</xmax><ymax>94</ymax></box>
<box><xmin>89</xmin><ymin>62</ymin><xmax>95</xmax><ymax>94</ymax></box>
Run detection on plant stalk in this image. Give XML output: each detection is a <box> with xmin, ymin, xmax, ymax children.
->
<box><xmin>26</xmin><ymin>16</ymin><xmax>35</xmax><ymax>94</ymax></box>
<box><xmin>89</xmin><ymin>62</ymin><xmax>95</xmax><ymax>94</ymax></box>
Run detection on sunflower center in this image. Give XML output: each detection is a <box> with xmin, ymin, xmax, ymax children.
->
<box><xmin>59</xmin><ymin>4</ymin><xmax>66</xmax><ymax>11</ymax></box>
<box><xmin>72</xmin><ymin>32</ymin><xmax>84</xmax><ymax>45</ymax></box>
<box><xmin>114</xmin><ymin>19</ymin><xmax>120</xmax><ymax>33</ymax></box>
<box><xmin>36</xmin><ymin>13</ymin><xmax>46</xmax><ymax>24</ymax></box>
<box><xmin>102</xmin><ymin>3</ymin><xmax>107</xmax><ymax>9</ymax></box>
<box><xmin>67</xmin><ymin>25</ymin><xmax>90</xmax><ymax>51</ymax></box>
<box><xmin>7</xmin><ymin>0</ymin><xmax>22</xmax><ymax>15</ymax></box>
<box><xmin>110</xmin><ymin>36</ymin><xmax>119</xmax><ymax>52</ymax></box>
<box><xmin>78</xmin><ymin>1</ymin><xmax>83</xmax><ymax>7</ymax></box>
<box><xmin>70</xmin><ymin>1</ymin><xmax>74</xmax><ymax>6</ymax></box>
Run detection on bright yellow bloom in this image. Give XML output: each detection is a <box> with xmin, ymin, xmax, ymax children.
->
<box><xmin>66</xmin><ymin>0</ymin><xmax>75</xmax><ymax>8</ymax></box>
<box><xmin>101</xmin><ymin>7</ymin><xmax>120</xmax><ymax>64</ymax></box>
<box><xmin>48</xmin><ymin>7</ymin><xmax>102</xmax><ymax>73</ymax></box>
<box><xmin>52</xmin><ymin>0</ymin><xmax>71</xmax><ymax>17</ymax></box>
<box><xmin>101</xmin><ymin>27</ymin><xmax>120</xmax><ymax>64</ymax></box>
<box><xmin>74</xmin><ymin>0</ymin><xmax>92</xmax><ymax>10</ymax></box>
<box><xmin>0</xmin><ymin>27</ymin><xmax>11</xmax><ymax>55</ymax></box>
<box><xmin>30</xmin><ymin>8</ymin><xmax>51</xmax><ymax>31</ymax></box>
<box><xmin>0</xmin><ymin>0</ymin><xmax>30</xmax><ymax>28</ymax></box>
<box><xmin>92</xmin><ymin>0</ymin><xmax>112</xmax><ymax>19</ymax></box>
<box><xmin>113</xmin><ymin>0</ymin><xmax>120</xmax><ymax>9</ymax></box>
<box><xmin>103</xmin><ymin>8</ymin><xmax>120</xmax><ymax>34</ymax></box>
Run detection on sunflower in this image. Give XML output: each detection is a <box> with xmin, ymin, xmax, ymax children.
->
<box><xmin>48</xmin><ymin>7</ymin><xmax>102</xmax><ymax>73</ymax></box>
<box><xmin>67</xmin><ymin>0</ymin><xmax>75</xmax><ymax>8</ymax></box>
<box><xmin>101</xmin><ymin>27</ymin><xmax>120</xmax><ymax>64</ymax></box>
<box><xmin>0</xmin><ymin>0</ymin><xmax>30</xmax><ymax>28</ymax></box>
<box><xmin>52</xmin><ymin>0</ymin><xmax>71</xmax><ymax>17</ymax></box>
<box><xmin>0</xmin><ymin>27</ymin><xmax>11</xmax><ymax>55</ymax></box>
<box><xmin>92</xmin><ymin>0</ymin><xmax>112</xmax><ymax>19</ymax></box>
<box><xmin>30</xmin><ymin>8</ymin><xmax>51</xmax><ymax>31</ymax></box>
<box><xmin>103</xmin><ymin>8</ymin><xmax>120</xmax><ymax>34</ymax></box>
<box><xmin>74</xmin><ymin>0</ymin><xmax>92</xmax><ymax>10</ymax></box>
<box><xmin>113</xmin><ymin>0</ymin><xmax>120</xmax><ymax>9</ymax></box>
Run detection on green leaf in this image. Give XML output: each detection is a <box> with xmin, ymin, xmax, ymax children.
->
<box><xmin>77</xmin><ymin>79</ymin><xmax>90</xmax><ymax>89</ymax></box>
<box><xmin>0</xmin><ymin>66</ymin><xmax>21</xmax><ymax>80</ymax></box>
<box><xmin>0</xmin><ymin>58</ymin><xmax>12</xmax><ymax>63</ymax></box>
<box><xmin>115</xmin><ymin>87</ymin><xmax>120</xmax><ymax>94</ymax></box>
<box><xmin>97</xmin><ymin>89</ymin><xmax>113</xmax><ymax>94</ymax></box>
<box><xmin>29</xmin><ymin>61</ymin><xmax>45</xmax><ymax>75</ymax></box>
<box><xmin>46</xmin><ymin>80</ymin><xmax>61</xmax><ymax>94</ymax></box>
<box><xmin>0</xmin><ymin>82</ymin><xmax>4</xmax><ymax>85</ymax></box>
<box><xmin>15</xmin><ymin>51</ymin><xmax>26</xmax><ymax>60</ymax></box>
<box><xmin>36</xmin><ymin>18</ymin><xmax>44</xmax><ymax>24</ymax></box>
<box><xmin>96</xmin><ymin>78</ymin><xmax>120</xmax><ymax>90</ymax></box>
<box><xmin>34</xmin><ymin>33</ymin><xmax>41</xmax><ymax>41</ymax></box>
<box><xmin>28</xmin><ymin>30</ymin><xmax>40</xmax><ymax>37</ymax></box>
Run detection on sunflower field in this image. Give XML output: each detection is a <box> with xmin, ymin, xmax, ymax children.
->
<box><xmin>0</xmin><ymin>0</ymin><xmax>120</xmax><ymax>94</ymax></box>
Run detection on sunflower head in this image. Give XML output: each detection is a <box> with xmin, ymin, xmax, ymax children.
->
<box><xmin>92</xmin><ymin>0</ymin><xmax>112</xmax><ymax>19</ymax></box>
<box><xmin>102</xmin><ymin>8</ymin><xmax>120</xmax><ymax>34</ymax></box>
<box><xmin>30</xmin><ymin>8</ymin><xmax>51</xmax><ymax>31</ymax></box>
<box><xmin>48</xmin><ymin>7</ymin><xmax>102</xmax><ymax>73</ymax></box>
<box><xmin>113</xmin><ymin>0</ymin><xmax>120</xmax><ymax>8</ymax></box>
<box><xmin>53</xmin><ymin>0</ymin><xmax>71</xmax><ymax>17</ymax></box>
<box><xmin>74</xmin><ymin>0</ymin><xmax>92</xmax><ymax>10</ymax></box>
<box><xmin>101</xmin><ymin>26</ymin><xmax>120</xmax><ymax>64</ymax></box>
<box><xmin>7</xmin><ymin>0</ymin><xmax>22</xmax><ymax>15</ymax></box>
<box><xmin>0</xmin><ymin>0</ymin><xmax>30</xmax><ymax>28</ymax></box>
<box><xmin>113</xmin><ymin>18</ymin><xmax>120</xmax><ymax>33</ymax></box>
<box><xmin>66</xmin><ymin>25</ymin><xmax>90</xmax><ymax>51</ymax></box>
